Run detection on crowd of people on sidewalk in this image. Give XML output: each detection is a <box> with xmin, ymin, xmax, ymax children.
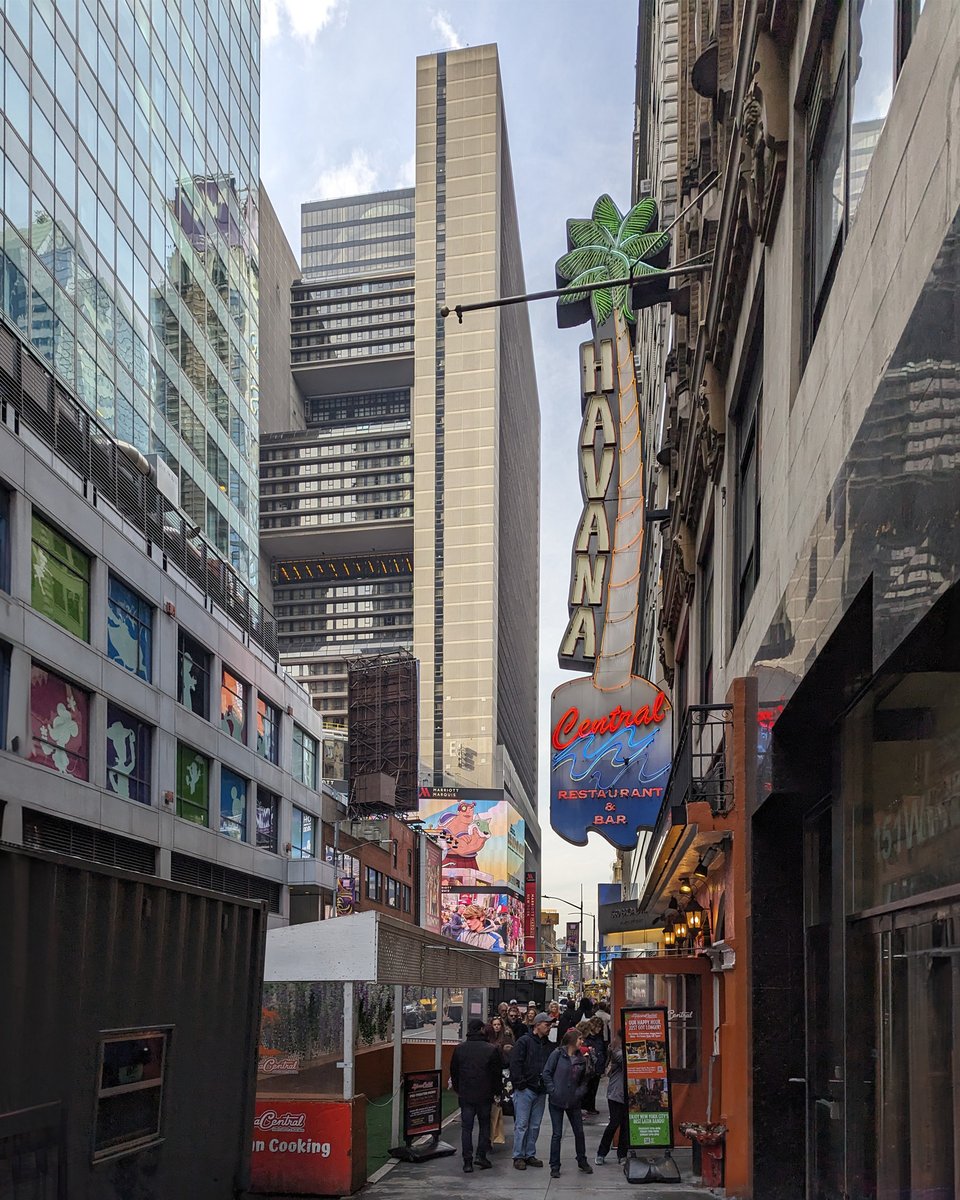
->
<box><xmin>448</xmin><ymin>995</ymin><xmax>629</xmax><ymax>1177</ymax></box>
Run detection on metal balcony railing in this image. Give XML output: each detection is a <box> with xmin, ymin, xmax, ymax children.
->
<box><xmin>0</xmin><ymin>317</ymin><xmax>277</xmax><ymax>660</ymax></box>
<box><xmin>667</xmin><ymin>703</ymin><xmax>733</xmax><ymax>814</ymax></box>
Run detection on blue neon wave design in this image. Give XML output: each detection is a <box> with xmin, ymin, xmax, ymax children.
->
<box><xmin>553</xmin><ymin>723</ymin><xmax>671</xmax><ymax>791</ymax></box>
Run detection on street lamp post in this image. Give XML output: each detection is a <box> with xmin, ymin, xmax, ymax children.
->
<box><xmin>542</xmin><ymin>887</ymin><xmax>597</xmax><ymax>988</ymax></box>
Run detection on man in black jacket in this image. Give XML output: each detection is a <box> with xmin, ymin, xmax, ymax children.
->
<box><xmin>450</xmin><ymin>1019</ymin><xmax>502</xmax><ymax>1172</ymax></box>
<box><xmin>509</xmin><ymin>1013</ymin><xmax>554</xmax><ymax>1169</ymax></box>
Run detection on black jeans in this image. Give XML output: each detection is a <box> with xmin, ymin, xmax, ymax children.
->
<box><xmin>582</xmin><ymin>1074</ymin><xmax>601</xmax><ymax>1111</ymax></box>
<box><xmin>460</xmin><ymin>1100</ymin><xmax>492</xmax><ymax>1163</ymax></box>
<box><xmin>597</xmin><ymin>1098</ymin><xmax>628</xmax><ymax>1160</ymax></box>
<box><xmin>548</xmin><ymin>1102</ymin><xmax>586</xmax><ymax>1169</ymax></box>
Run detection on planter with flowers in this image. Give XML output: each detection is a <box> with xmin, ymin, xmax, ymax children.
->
<box><xmin>679</xmin><ymin>1122</ymin><xmax>727</xmax><ymax>1187</ymax></box>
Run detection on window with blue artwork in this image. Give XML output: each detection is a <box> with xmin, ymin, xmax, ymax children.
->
<box><xmin>291</xmin><ymin>807</ymin><xmax>315</xmax><ymax>859</ymax></box>
<box><xmin>177</xmin><ymin>630</ymin><xmax>210</xmax><ymax>719</ymax></box>
<box><xmin>220</xmin><ymin>767</ymin><xmax>247</xmax><ymax>841</ymax></box>
<box><xmin>107</xmin><ymin>576</ymin><xmax>153</xmax><ymax>681</ymax></box>
<box><xmin>105</xmin><ymin>703</ymin><xmax>151</xmax><ymax>804</ymax></box>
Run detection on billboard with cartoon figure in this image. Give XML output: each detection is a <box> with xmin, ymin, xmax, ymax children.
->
<box><xmin>418</xmin><ymin>787</ymin><xmax>525</xmax><ymax>893</ymax></box>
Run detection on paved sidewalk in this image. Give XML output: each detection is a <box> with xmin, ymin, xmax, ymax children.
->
<box><xmin>363</xmin><ymin>1106</ymin><xmax>708</xmax><ymax>1200</ymax></box>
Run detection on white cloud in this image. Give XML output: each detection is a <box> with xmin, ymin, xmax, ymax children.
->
<box><xmin>395</xmin><ymin>152</ymin><xmax>417</xmax><ymax>189</ymax></box>
<box><xmin>312</xmin><ymin>150</ymin><xmax>379</xmax><ymax>200</ymax></box>
<box><xmin>262</xmin><ymin>0</ymin><xmax>344</xmax><ymax>45</ymax></box>
<box><xmin>430</xmin><ymin>9</ymin><xmax>462</xmax><ymax>50</ymax></box>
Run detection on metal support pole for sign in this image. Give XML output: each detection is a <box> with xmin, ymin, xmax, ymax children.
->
<box><xmin>435</xmin><ymin>987</ymin><xmax>443</xmax><ymax>1071</ymax></box>
<box><xmin>391</xmin><ymin>984</ymin><xmax>403</xmax><ymax>1146</ymax></box>
<box><xmin>342</xmin><ymin>981</ymin><xmax>355</xmax><ymax>1100</ymax></box>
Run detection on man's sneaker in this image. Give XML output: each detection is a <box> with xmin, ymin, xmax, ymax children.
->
<box><xmin>550</xmin><ymin>1168</ymin><xmax>561</xmax><ymax>1178</ymax></box>
<box><xmin>475</xmin><ymin>1157</ymin><xmax>493</xmax><ymax>1170</ymax></box>
<box><xmin>525</xmin><ymin>1156</ymin><xmax>543</xmax><ymax>1167</ymax></box>
<box><xmin>513</xmin><ymin>1158</ymin><xmax>527</xmax><ymax>1170</ymax></box>
<box><xmin>463</xmin><ymin>1162</ymin><xmax>474</xmax><ymax>1173</ymax></box>
<box><xmin>595</xmin><ymin>1155</ymin><xmax>606</xmax><ymax>1165</ymax></box>
<box><xmin>578</xmin><ymin>1159</ymin><xmax>594</xmax><ymax>1174</ymax></box>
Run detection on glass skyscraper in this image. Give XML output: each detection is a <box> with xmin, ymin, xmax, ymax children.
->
<box><xmin>0</xmin><ymin>0</ymin><xmax>262</xmax><ymax>585</ymax></box>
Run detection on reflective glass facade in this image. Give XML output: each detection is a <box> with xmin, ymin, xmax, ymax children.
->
<box><xmin>0</xmin><ymin>0</ymin><xmax>261</xmax><ymax>585</ymax></box>
<box><xmin>301</xmin><ymin>189</ymin><xmax>414</xmax><ymax>281</ymax></box>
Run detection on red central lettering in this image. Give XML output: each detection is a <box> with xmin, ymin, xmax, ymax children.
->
<box><xmin>552</xmin><ymin>691</ymin><xmax>669</xmax><ymax>750</ymax></box>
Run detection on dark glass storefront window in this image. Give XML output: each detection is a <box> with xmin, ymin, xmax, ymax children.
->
<box><xmin>846</xmin><ymin>671</ymin><xmax>960</xmax><ymax>911</ymax></box>
<box><xmin>622</xmin><ymin>973</ymin><xmax>702</xmax><ymax>1083</ymax></box>
<box><xmin>256</xmin><ymin>788</ymin><xmax>279</xmax><ymax>852</ymax></box>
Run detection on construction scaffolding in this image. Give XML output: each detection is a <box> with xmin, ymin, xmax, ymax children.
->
<box><xmin>347</xmin><ymin>650</ymin><xmax>419</xmax><ymax>815</ymax></box>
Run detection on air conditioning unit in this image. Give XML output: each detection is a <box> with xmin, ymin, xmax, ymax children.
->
<box><xmin>638</xmin><ymin>178</ymin><xmax>653</xmax><ymax>196</ymax></box>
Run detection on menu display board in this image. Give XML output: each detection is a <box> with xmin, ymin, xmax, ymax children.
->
<box><xmin>621</xmin><ymin>1006</ymin><xmax>673</xmax><ymax>1149</ymax></box>
<box><xmin>402</xmin><ymin>1069</ymin><xmax>442</xmax><ymax>1140</ymax></box>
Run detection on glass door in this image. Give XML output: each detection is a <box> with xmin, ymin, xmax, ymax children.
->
<box><xmin>804</xmin><ymin>800</ymin><xmax>845</xmax><ymax>1200</ymax></box>
<box><xmin>874</xmin><ymin>904</ymin><xmax>959</xmax><ymax>1199</ymax></box>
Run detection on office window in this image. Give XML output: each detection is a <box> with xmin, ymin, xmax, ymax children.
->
<box><xmin>31</xmin><ymin>514</ymin><xmax>90</xmax><ymax>640</ymax></box>
<box><xmin>107</xmin><ymin>576</ymin><xmax>153</xmax><ymax>681</ymax></box>
<box><xmin>386</xmin><ymin>877</ymin><xmax>398</xmax><ymax>908</ymax></box>
<box><xmin>806</xmin><ymin>2</ymin><xmax>909</xmax><ymax>337</ymax></box>
<box><xmin>94</xmin><ymin>1029</ymin><xmax>168</xmax><ymax>1158</ymax></box>
<box><xmin>106</xmin><ymin>704</ymin><xmax>151</xmax><ymax>804</ymax></box>
<box><xmin>365</xmin><ymin>866</ymin><xmax>382</xmax><ymax>902</ymax></box>
<box><xmin>402</xmin><ymin>884</ymin><xmax>412</xmax><ymax>913</ymax></box>
<box><xmin>699</xmin><ymin>543</ymin><xmax>714</xmax><ymax>703</ymax></box>
<box><xmin>177</xmin><ymin>631</ymin><xmax>210</xmax><ymax>718</ymax></box>
<box><xmin>734</xmin><ymin>350</ymin><xmax>762</xmax><ymax>629</ymax></box>
<box><xmin>0</xmin><ymin>487</ymin><xmax>9</xmax><ymax>592</ymax></box>
<box><xmin>0</xmin><ymin>642</ymin><xmax>9</xmax><ymax>749</ymax></box>
<box><xmin>256</xmin><ymin>788</ymin><xmax>279</xmax><ymax>852</ymax></box>
<box><xmin>292</xmin><ymin>725</ymin><xmax>318</xmax><ymax>788</ymax></box>
<box><xmin>220</xmin><ymin>669</ymin><xmax>247</xmax><ymax>742</ymax></box>
<box><xmin>29</xmin><ymin>664</ymin><xmax>89</xmax><ymax>779</ymax></box>
<box><xmin>220</xmin><ymin>767</ymin><xmax>247</xmax><ymax>841</ymax></box>
<box><xmin>291</xmin><ymin>806</ymin><xmax>315</xmax><ymax>858</ymax></box>
<box><xmin>176</xmin><ymin>743</ymin><xmax>209</xmax><ymax>826</ymax></box>
<box><xmin>256</xmin><ymin>695</ymin><xmax>280</xmax><ymax>763</ymax></box>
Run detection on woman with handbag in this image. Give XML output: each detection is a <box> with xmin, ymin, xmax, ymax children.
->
<box><xmin>488</xmin><ymin>1018</ymin><xmax>515</xmax><ymax>1145</ymax></box>
<box><xmin>595</xmin><ymin>1030</ymin><xmax>628</xmax><ymax>1165</ymax></box>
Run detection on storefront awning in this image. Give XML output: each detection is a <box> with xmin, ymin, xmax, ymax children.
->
<box><xmin>264</xmin><ymin>909</ymin><xmax>500</xmax><ymax>988</ymax></box>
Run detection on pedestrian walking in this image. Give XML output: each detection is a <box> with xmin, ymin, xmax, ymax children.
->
<box><xmin>595</xmin><ymin>1001</ymin><xmax>612</xmax><ymax>1043</ymax></box>
<box><xmin>557</xmin><ymin>999</ymin><xmax>578</xmax><ymax>1038</ymax></box>
<box><xmin>580</xmin><ymin>1017</ymin><xmax>607</xmax><ymax>1114</ymax></box>
<box><xmin>505</xmin><ymin>1000</ymin><xmax>526</xmax><ymax>1041</ymax></box>
<box><xmin>595</xmin><ymin>1030</ymin><xmax>628</xmax><ymax>1165</ymax></box>
<box><xmin>542</xmin><ymin>1029</ymin><xmax>594</xmax><ymax>1177</ymax></box>
<box><xmin>509</xmin><ymin>1012</ymin><xmax>554</xmax><ymax>1170</ymax></box>
<box><xmin>450</xmin><ymin>1018</ymin><xmax>502</xmax><ymax>1173</ymax></box>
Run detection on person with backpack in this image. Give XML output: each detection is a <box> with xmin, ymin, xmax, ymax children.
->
<box><xmin>450</xmin><ymin>1018</ymin><xmax>502</xmax><ymax>1173</ymax></box>
<box><xmin>542</xmin><ymin>1029</ymin><xmax>594</xmax><ymax>1178</ymax></box>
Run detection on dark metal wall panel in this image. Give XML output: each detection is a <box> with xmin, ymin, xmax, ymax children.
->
<box><xmin>0</xmin><ymin>844</ymin><xmax>266</xmax><ymax>1200</ymax></box>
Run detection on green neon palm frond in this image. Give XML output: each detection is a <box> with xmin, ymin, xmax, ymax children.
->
<box><xmin>592</xmin><ymin>195</ymin><xmax>623</xmax><ymax>238</ymax></box>
<box><xmin>556</xmin><ymin>246</ymin><xmax>619</xmax><ymax>281</ymax></box>
<box><xmin>558</xmin><ymin>264</ymin><xmax>611</xmax><ymax>306</ymax></box>
<box><xmin>567</xmin><ymin>218</ymin><xmax>616</xmax><ymax>250</ymax></box>
<box><xmin>619</xmin><ymin>230</ymin><xmax>671</xmax><ymax>263</ymax></box>
<box><xmin>618</xmin><ymin>198</ymin><xmax>658</xmax><ymax>240</ymax></box>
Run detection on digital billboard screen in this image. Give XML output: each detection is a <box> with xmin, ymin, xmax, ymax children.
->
<box><xmin>440</xmin><ymin>890</ymin><xmax>525</xmax><ymax>954</ymax></box>
<box><xmin>418</xmin><ymin>787</ymin><xmax>525</xmax><ymax>894</ymax></box>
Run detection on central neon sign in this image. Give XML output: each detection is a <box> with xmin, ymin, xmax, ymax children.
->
<box><xmin>552</xmin><ymin>692</ymin><xmax>669</xmax><ymax>750</ymax></box>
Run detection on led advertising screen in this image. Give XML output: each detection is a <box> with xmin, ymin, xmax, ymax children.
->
<box><xmin>419</xmin><ymin>787</ymin><xmax>525</xmax><ymax>893</ymax></box>
<box><xmin>440</xmin><ymin>890</ymin><xmax>525</xmax><ymax>954</ymax></box>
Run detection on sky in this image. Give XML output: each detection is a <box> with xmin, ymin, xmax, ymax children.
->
<box><xmin>260</xmin><ymin>0</ymin><xmax>641</xmax><ymax>940</ymax></box>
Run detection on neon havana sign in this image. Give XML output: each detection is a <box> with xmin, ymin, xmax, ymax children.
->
<box><xmin>549</xmin><ymin>194</ymin><xmax>673</xmax><ymax>849</ymax></box>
